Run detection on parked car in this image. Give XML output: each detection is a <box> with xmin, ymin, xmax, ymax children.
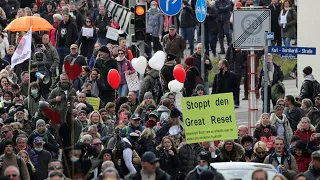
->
<box><xmin>210</xmin><ymin>162</ymin><xmax>278</xmax><ymax>180</ymax></box>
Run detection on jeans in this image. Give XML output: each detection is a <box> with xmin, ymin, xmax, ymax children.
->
<box><xmin>118</xmin><ymin>84</ymin><xmax>128</xmax><ymax>97</ymax></box>
<box><xmin>217</xmin><ymin>20</ymin><xmax>232</xmax><ymax>50</ymax></box>
<box><xmin>205</xmin><ymin>31</ymin><xmax>218</xmax><ymax>57</ymax></box>
<box><xmin>181</xmin><ymin>27</ymin><xmax>195</xmax><ymax>55</ymax></box>
<box><xmin>283</xmin><ymin>37</ymin><xmax>291</xmax><ymax>47</ymax></box>
<box><xmin>56</xmin><ymin>46</ymin><xmax>70</xmax><ymax>74</ymax></box>
<box><xmin>97</xmin><ymin>37</ymin><xmax>109</xmax><ymax>46</ymax></box>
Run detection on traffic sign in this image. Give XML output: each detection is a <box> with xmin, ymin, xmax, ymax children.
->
<box><xmin>268</xmin><ymin>46</ymin><xmax>317</xmax><ymax>55</ymax></box>
<box><xmin>233</xmin><ymin>9</ymin><xmax>271</xmax><ymax>48</ymax></box>
<box><xmin>196</xmin><ymin>0</ymin><xmax>207</xmax><ymax>22</ymax></box>
<box><xmin>159</xmin><ymin>0</ymin><xmax>182</xmax><ymax>16</ymax></box>
<box><xmin>266</xmin><ymin>32</ymin><xmax>274</xmax><ymax>41</ymax></box>
<box><xmin>281</xmin><ymin>54</ymin><xmax>297</xmax><ymax>59</ymax></box>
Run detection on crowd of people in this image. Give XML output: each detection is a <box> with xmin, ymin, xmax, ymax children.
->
<box><xmin>0</xmin><ymin>0</ymin><xmax>318</xmax><ymax>180</ymax></box>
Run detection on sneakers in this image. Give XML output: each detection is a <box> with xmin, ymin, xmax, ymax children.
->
<box><xmin>242</xmin><ymin>97</ymin><xmax>248</xmax><ymax>100</ymax></box>
<box><xmin>234</xmin><ymin>104</ymin><xmax>239</xmax><ymax>108</ymax></box>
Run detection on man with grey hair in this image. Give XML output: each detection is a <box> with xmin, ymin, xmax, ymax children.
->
<box><xmin>102</xmin><ymin>167</ymin><xmax>120</xmax><ymax>180</ymax></box>
<box><xmin>94</xmin><ymin>4</ymin><xmax>111</xmax><ymax>46</ymax></box>
<box><xmin>77</xmin><ymin>92</ymin><xmax>94</xmax><ymax>112</ymax></box>
<box><xmin>305</xmin><ymin>150</ymin><xmax>320</xmax><ymax>179</ymax></box>
<box><xmin>4</xmin><ymin>165</ymin><xmax>20</xmax><ymax>180</ymax></box>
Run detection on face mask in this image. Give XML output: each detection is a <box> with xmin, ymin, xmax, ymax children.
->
<box><xmin>245</xmin><ymin>147</ymin><xmax>252</xmax><ymax>151</ymax></box>
<box><xmin>151</xmin><ymin>5</ymin><xmax>156</xmax><ymax>9</ymax></box>
<box><xmin>61</xmin><ymin>82</ymin><xmax>70</xmax><ymax>90</ymax></box>
<box><xmin>16</xmin><ymin>117</ymin><xmax>23</xmax><ymax>122</ymax></box>
<box><xmin>34</xmin><ymin>147</ymin><xmax>43</xmax><ymax>152</ymax></box>
<box><xmin>198</xmin><ymin>165</ymin><xmax>208</xmax><ymax>171</ymax></box>
<box><xmin>70</xmin><ymin>156</ymin><xmax>79</xmax><ymax>162</ymax></box>
<box><xmin>3</xmin><ymin>100</ymin><xmax>11</xmax><ymax>104</ymax></box>
<box><xmin>31</xmin><ymin>89</ymin><xmax>38</xmax><ymax>95</ymax></box>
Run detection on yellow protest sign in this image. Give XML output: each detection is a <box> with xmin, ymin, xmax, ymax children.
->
<box><xmin>86</xmin><ymin>97</ymin><xmax>100</xmax><ymax>111</ymax></box>
<box><xmin>181</xmin><ymin>93</ymin><xmax>238</xmax><ymax>144</ymax></box>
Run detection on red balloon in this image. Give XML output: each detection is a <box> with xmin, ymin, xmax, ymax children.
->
<box><xmin>174</xmin><ymin>64</ymin><xmax>184</xmax><ymax>70</ymax></box>
<box><xmin>173</xmin><ymin>67</ymin><xmax>186</xmax><ymax>83</ymax></box>
<box><xmin>107</xmin><ymin>69</ymin><xmax>121</xmax><ymax>89</ymax></box>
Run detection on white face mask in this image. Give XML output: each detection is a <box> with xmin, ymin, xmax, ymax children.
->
<box><xmin>151</xmin><ymin>5</ymin><xmax>156</xmax><ymax>9</ymax></box>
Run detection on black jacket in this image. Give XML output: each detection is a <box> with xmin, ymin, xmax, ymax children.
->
<box><xmin>258</xmin><ymin>63</ymin><xmax>284</xmax><ymax>89</ymax></box>
<box><xmin>156</xmin><ymin>148</ymin><xmax>180</xmax><ymax>180</ymax></box>
<box><xmin>212</xmin><ymin>69</ymin><xmax>239</xmax><ymax>95</ymax></box>
<box><xmin>180</xmin><ymin>6</ymin><xmax>196</xmax><ymax>28</ymax></box>
<box><xmin>0</xmin><ymin>58</ymin><xmax>9</xmax><ymax>70</ymax></box>
<box><xmin>185</xmin><ymin>66</ymin><xmax>200</xmax><ymax>97</ymax></box>
<box><xmin>132</xmin><ymin>166</ymin><xmax>171</xmax><ymax>180</ymax></box>
<box><xmin>185</xmin><ymin>166</ymin><xmax>225</xmax><ymax>180</ymax></box>
<box><xmin>226</xmin><ymin>45</ymin><xmax>248</xmax><ymax>76</ymax></box>
<box><xmin>34</xmin><ymin>149</ymin><xmax>52</xmax><ymax>180</ymax></box>
<box><xmin>192</xmin><ymin>53</ymin><xmax>213</xmax><ymax>82</ymax></box>
<box><xmin>55</xmin><ymin>19</ymin><xmax>78</xmax><ymax>47</ymax></box>
<box><xmin>94</xmin><ymin>57</ymin><xmax>118</xmax><ymax>90</ymax></box>
<box><xmin>160</xmin><ymin>60</ymin><xmax>176</xmax><ymax>91</ymax></box>
<box><xmin>94</xmin><ymin>14</ymin><xmax>111</xmax><ymax>38</ymax></box>
<box><xmin>204</xmin><ymin>4</ymin><xmax>219</xmax><ymax>34</ymax></box>
<box><xmin>269</xmin><ymin>3</ymin><xmax>282</xmax><ymax>38</ymax></box>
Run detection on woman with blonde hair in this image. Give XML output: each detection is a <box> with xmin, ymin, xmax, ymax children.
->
<box><xmin>24</xmin><ymin>7</ymin><xmax>33</xmax><ymax>16</ymax></box>
<box><xmin>251</xmin><ymin>141</ymin><xmax>268</xmax><ymax>163</ymax></box>
<box><xmin>136</xmin><ymin>128</ymin><xmax>156</xmax><ymax>157</ymax></box>
<box><xmin>273</xmin><ymin>174</ymin><xmax>288</xmax><ymax>180</ymax></box>
<box><xmin>254</xmin><ymin>113</ymin><xmax>277</xmax><ymax>144</ymax></box>
<box><xmin>18</xmin><ymin>150</ymin><xmax>35</xmax><ymax>179</ymax></box>
<box><xmin>85</xmin><ymin>111</ymin><xmax>110</xmax><ymax>138</ymax></box>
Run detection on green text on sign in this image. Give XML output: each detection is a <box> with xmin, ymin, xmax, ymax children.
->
<box><xmin>181</xmin><ymin>93</ymin><xmax>238</xmax><ymax>144</ymax></box>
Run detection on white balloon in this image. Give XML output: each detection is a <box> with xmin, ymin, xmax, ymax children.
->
<box><xmin>132</xmin><ymin>57</ymin><xmax>147</xmax><ymax>74</ymax></box>
<box><xmin>168</xmin><ymin>80</ymin><xmax>184</xmax><ymax>93</ymax></box>
<box><xmin>148</xmin><ymin>51</ymin><xmax>165</xmax><ymax>71</ymax></box>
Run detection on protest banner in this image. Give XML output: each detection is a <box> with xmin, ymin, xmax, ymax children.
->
<box><xmin>86</xmin><ymin>97</ymin><xmax>100</xmax><ymax>111</ymax></box>
<box><xmin>181</xmin><ymin>93</ymin><xmax>238</xmax><ymax>144</ymax></box>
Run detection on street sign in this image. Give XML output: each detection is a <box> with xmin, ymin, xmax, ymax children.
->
<box><xmin>195</xmin><ymin>0</ymin><xmax>207</xmax><ymax>22</ymax></box>
<box><xmin>233</xmin><ymin>9</ymin><xmax>271</xmax><ymax>48</ymax></box>
<box><xmin>281</xmin><ymin>54</ymin><xmax>297</xmax><ymax>59</ymax></box>
<box><xmin>159</xmin><ymin>0</ymin><xmax>182</xmax><ymax>16</ymax></box>
<box><xmin>266</xmin><ymin>32</ymin><xmax>274</xmax><ymax>41</ymax></box>
<box><xmin>268</xmin><ymin>46</ymin><xmax>317</xmax><ymax>55</ymax></box>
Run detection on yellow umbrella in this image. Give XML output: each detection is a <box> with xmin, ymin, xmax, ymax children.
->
<box><xmin>4</xmin><ymin>16</ymin><xmax>54</xmax><ymax>32</ymax></box>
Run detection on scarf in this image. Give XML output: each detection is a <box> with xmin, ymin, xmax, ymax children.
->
<box><xmin>169</xmin><ymin>34</ymin><xmax>176</xmax><ymax>41</ymax></box>
<box><xmin>280</xmin><ymin>8</ymin><xmax>291</xmax><ymax>28</ymax></box>
<box><xmin>276</xmin><ymin>115</ymin><xmax>285</xmax><ymax>124</ymax></box>
<box><xmin>145</xmin><ymin>119</ymin><xmax>157</xmax><ymax>128</ymax></box>
<box><xmin>91</xmin><ymin>81</ymin><xmax>99</xmax><ymax>97</ymax></box>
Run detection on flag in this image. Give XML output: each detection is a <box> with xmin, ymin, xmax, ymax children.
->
<box><xmin>11</xmin><ymin>28</ymin><xmax>32</xmax><ymax>69</ymax></box>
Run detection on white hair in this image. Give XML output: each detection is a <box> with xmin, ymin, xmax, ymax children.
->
<box><xmin>4</xmin><ymin>166</ymin><xmax>20</xmax><ymax>177</ymax></box>
<box><xmin>53</xmin><ymin>13</ymin><xmax>63</xmax><ymax>21</ymax></box>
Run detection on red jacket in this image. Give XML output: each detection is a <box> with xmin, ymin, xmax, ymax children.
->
<box><xmin>294</xmin><ymin>155</ymin><xmax>312</xmax><ymax>172</ymax></box>
<box><xmin>294</xmin><ymin>125</ymin><xmax>319</xmax><ymax>146</ymax></box>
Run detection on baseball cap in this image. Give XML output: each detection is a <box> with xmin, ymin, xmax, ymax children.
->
<box><xmin>33</xmin><ymin>136</ymin><xmax>45</xmax><ymax>144</ymax></box>
<box><xmin>169</xmin><ymin>25</ymin><xmax>176</xmax><ymax>29</ymax></box>
<box><xmin>130</xmin><ymin>114</ymin><xmax>141</xmax><ymax>120</ymax></box>
<box><xmin>141</xmin><ymin>151</ymin><xmax>159</xmax><ymax>164</ymax></box>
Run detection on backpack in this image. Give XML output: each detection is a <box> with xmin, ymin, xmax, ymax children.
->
<box><xmin>149</xmin><ymin>75</ymin><xmax>162</xmax><ymax>102</ymax></box>
<box><xmin>113</xmin><ymin>140</ymin><xmax>132</xmax><ymax>160</ymax></box>
<box><xmin>311</xmin><ymin>80</ymin><xmax>320</xmax><ymax>99</ymax></box>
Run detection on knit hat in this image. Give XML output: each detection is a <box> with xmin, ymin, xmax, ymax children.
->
<box><xmin>39</xmin><ymin>101</ymin><xmax>49</xmax><ymax>112</ymax></box>
<box><xmin>170</xmin><ymin>108</ymin><xmax>180</xmax><ymax>118</ymax></box>
<box><xmin>295</xmin><ymin>140</ymin><xmax>307</xmax><ymax>150</ymax></box>
<box><xmin>197</xmin><ymin>151</ymin><xmax>211</xmax><ymax>163</ymax></box>
<box><xmin>4</xmin><ymin>140</ymin><xmax>14</xmax><ymax>147</ymax></box>
<box><xmin>184</xmin><ymin>56</ymin><xmax>195</xmax><ymax>66</ymax></box>
<box><xmin>78</xmin><ymin>110</ymin><xmax>87</xmax><ymax>116</ymax></box>
<box><xmin>200</xmin><ymin>170</ymin><xmax>215</xmax><ymax>180</ymax></box>
<box><xmin>235</xmin><ymin>1</ymin><xmax>243</xmax><ymax>8</ymax></box>
<box><xmin>144</xmin><ymin>92</ymin><xmax>153</xmax><ymax>100</ymax></box>
<box><xmin>196</xmin><ymin>84</ymin><xmax>204</xmax><ymax>92</ymax></box>
<box><xmin>149</xmin><ymin>111</ymin><xmax>159</xmax><ymax>120</ymax></box>
<box><xmin>240</xmin><ymin>135</ymin><xmax>254</xmax><ymax>146</ymax></box>
<box><xmin>15</xmin><ymin>107</ymin><xmax>24</xmax><ymax>114</ymax></box>
<box><xmin>99</xmin><ymin>46</ymin><xmax>110</xmax><ymax>54</ymax></box>
<box><xmin>166</xmin><ymin>54</ymin><xmax>176</xmax><ymax>61</ymax></box>
<box><xmin>36</xmin><ymin>119</ymin><xmax>46</xmax><ymax>128</ymax></box>
<box><xmin>303</xmin><ymin>66</ymin><xmax>312</xmax><ymax>75</ymax></box>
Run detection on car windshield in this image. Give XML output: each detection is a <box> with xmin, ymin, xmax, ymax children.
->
<box><xmin>218</xmin><ymin>169</ymin><xmax>277</xmax><ymax>180</ymax></box>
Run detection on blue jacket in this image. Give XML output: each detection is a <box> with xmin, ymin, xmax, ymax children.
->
<box><xmin>146</xmin><ymin>8</ymin><xmax>163</xmax><ymax>37</ymax></box>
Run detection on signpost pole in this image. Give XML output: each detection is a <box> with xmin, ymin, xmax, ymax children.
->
<box><xmin>249</xmin><ymin>48</ymin><xmax>257</xmax><ymax>135</ymax></box>
<box><xmin>201</xmin><ymin>22</ymin><xmax>205</xmax><ymax>82</ymax></box>
<box><xmin>263</xmin><ymin>32</ymin><xmax>269</xmax><ymax>113</ymax></box>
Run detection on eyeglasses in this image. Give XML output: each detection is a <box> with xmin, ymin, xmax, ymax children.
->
<box><xmin>256</xmin><ymin>151</ymin><xmax>266</xmax><ymax>155</ymax></box>
<box><xmin>48</xmin><ymin>166</ymin><xmax>63</xmax><ymax>170</ymax></box>
<box><xmin>118</xmin><ymin>52</ymin><xmax>124</xmax><ymax>55</ymax></box>
<box><xmin>2</xmin><ymin>131</ymin><xmax>9</xmax><ymax>134</ymax></box>
<box><xmin>133</xmin><ymin>119</ymin><xmax>140</xmax><ymax>121</ymax></box>
<box><xmin>6</xmin><ymin>174</ymin><xmax>17</xmax><ymax>177</ymax></box>
<box><xmin>86</xmin><ymin>21</ymin><xmax>91</xmax><ymax>23</ymax></box>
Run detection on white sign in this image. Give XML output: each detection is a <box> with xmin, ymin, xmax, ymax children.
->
<box><xmin>106</xmin><ymin>27</ymin><xmax>119</xmax><ymax>41</ymax></box>
<box><xmin>82</xmin><ymin>27</ymin><xmax>94</xmax><ymax>37</ymax></box>
<box><xmin>233</xmin><ymin>9</ymin><xmax>271</xmax><ymax>48</ymax></box>
<box><xmin>125</xmin><ymin>72</ymin><xmax>139</xmax><ymax>92</ymax></box>
<box><xmin>11</xmin><ymin>28</ymin><xmax>32</xmax><ymax>69</ymax></box>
